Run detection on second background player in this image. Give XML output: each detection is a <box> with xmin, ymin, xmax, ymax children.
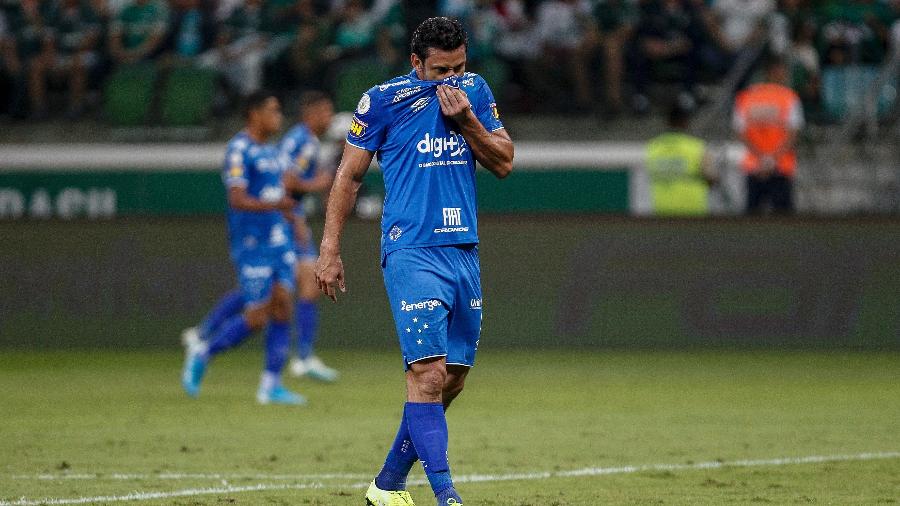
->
<box><xmin>281</xmin><ymin>91</ymin><xmax>343</xmax><ymax>382</ymax></box>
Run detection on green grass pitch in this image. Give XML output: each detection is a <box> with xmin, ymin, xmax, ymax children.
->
<box><xmin>1</xmin><ymin>349</ymin><xmax>898</xmax><ymax>505</ymax></box>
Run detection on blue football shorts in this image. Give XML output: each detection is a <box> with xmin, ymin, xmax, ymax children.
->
<box><xmin>382</xmin><ymin>244</ymin><xmax>482</xmax><ymax>369</ymax></box>
<box><xmin>233</xmin><ymin>245</ymin><xmax>296</xmax><ymax>307</ymax></box>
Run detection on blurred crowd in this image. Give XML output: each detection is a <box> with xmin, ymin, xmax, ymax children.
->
<box><xmin>0</xmin><ymin>0</ymin><xmax>898</xmax><ymax>121</ymax></box>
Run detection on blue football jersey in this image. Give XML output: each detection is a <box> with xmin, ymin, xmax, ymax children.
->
<box><xmin>346</xmin><ymin>70</ymin><xmax>504</xmax><ymax>260</ymax></box>
<box><xmin>279</xmin><ymin>123</ymin><xmax>321</xmax><ymax>217</ymax></box>
<box><xmin>222</xmin><ymin>130</ymin><xmax>290</xmax><ymax>252</ymax></box>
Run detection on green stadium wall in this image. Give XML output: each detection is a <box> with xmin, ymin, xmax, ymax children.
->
<box><xmin>0</xmin><ymin>217</ymin><xmax>897</xmax><ymax>350</ymax></box>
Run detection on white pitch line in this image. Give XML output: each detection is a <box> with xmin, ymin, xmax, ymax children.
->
<box><xmin>9</xmin><ymin>472</ymin><xmax>369</xmax><ymax>482</ymax></box>
<box><xmin>2</xmin><ymin>451</ymin><xmax>898</xmax><ymax>506</ymax></box>
<box><xmin>0</xmin><ymin>482</ymin><xmax>324</xmax><ymax>506</ymax></box>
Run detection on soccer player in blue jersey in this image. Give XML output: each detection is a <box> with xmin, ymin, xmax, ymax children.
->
<box><xmin>315</xmin><ymin>17</ymin><xmax>514</xmax><ymax>506</ymax></box>
<box><xmin>280</xmin><ymin>90</ymin><xmax>340</xmax><ymax>382</ymax></box>
<box><xmin>181</xmin><ymin>90</ymin><xmax>306</xmax><ymax>406</ymax></box>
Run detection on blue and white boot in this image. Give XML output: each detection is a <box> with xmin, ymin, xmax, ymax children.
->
<box><xmin>181</xmin><ymin>339</ymin><xmax>208</xmax><ymax>398</ymax></box>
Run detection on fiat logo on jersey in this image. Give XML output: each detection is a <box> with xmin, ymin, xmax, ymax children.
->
<box><xmin>416</xmin><ymin>132</ymin><xmax>466</xmax><ymax>158</ymax></box>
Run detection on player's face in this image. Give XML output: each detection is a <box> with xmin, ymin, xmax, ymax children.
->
<box><xmin>412</xmin><ymin>45</ymin><xmax>467</xmax><ymax>81</ymax></box>
<box><xmin>305</xmin><ymin>100</ymin><xmax>335</xmax><ymax>136</ymax></box>
<box><xmin>253</xmin><ymin>97</ymin><xmax>283</xmax><ymax>137</ymax></box>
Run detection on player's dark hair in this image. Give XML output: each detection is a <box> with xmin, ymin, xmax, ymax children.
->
<box><xmin>243</xmin><ymin>90</ymin><xmax>278</xmax><ymax>119</ymax></box>
<box><xmin>410</xmin><ymin>17</ymin><xmax>468</xmax><ymax>61</ymax></box>
<box><xmin>298</xmin><ymin>90</ymin><xmax>331</xmax><ymax>116</ymax></box>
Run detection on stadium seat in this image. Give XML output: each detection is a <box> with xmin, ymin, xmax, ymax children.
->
<box><xmin>334</xmin><ymin>60</ymin><xmax>391</xmax><ymax>112</ymax></box>
<box><xmin>161</xmin><ymin>67</ymin><xmax>217</xmax><ymax>126</ymax></box>
<box><xmin>103</xmin><ymin>63</ymin><xmax>157</xmax><ymax>126</ymax></box>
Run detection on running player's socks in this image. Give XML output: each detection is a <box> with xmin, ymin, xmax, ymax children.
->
<box><xmin>259</xmin><ymin>370</ymin><xmax>279</xmax><ymax>392</ymax></box>
<box><xmin>294</xmin><ymin>300</ymin><xmax>318</xmax><ymax>360</ymax></box>
<box><xmin>198</xmin><ymin>290</ymin><xmax>244</xmax><ymax>341</ymax></box>
<box><xmin>264</xmin><ymin>320</ymin><xmax>291</xmax><ymax>374</ymax></box>
<box><xmin>375</xmin><ymin>406</ymin><xmax>419</xmax><ymax>490</ymax></box>
<box><xmin>206</xmin><ymin>315</ymin><xmax>251</xmax><ymax>357</ymax></box>
<box><xmin>405</xmin><ymin>402</ymin><xmax>457</xmax><ymax>497</ymax></box>
<box><xmin>435</xmin><ymin>485</ymin><xmax>463</xmax><ymax>505</ymax></box>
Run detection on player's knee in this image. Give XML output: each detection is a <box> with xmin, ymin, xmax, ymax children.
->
<box><xmin>268</xmin><ymin>285</ymin><xmax>293</xmax><ymax>322</ymax></box>
<box><xmin>444</xmin><ymin>376</ymin><xmax>466</xmax><ymax>398</ymax></box>
<box><xmin>269</xmin><ymin>296</ymin><xmax>292</xmax><ymax>322</ymax></box>
<box><xmin>298</xmin><ymin>282</ymin><xmax>318</xmax><ymax>301</ymax></box>
<box><xmin>409</xmin><ymin>365</ymin><xmax>447</xmax><ymax>400</ymax></box>
<box><xmin>244</xmin><ymin>305</ymin><xmax>270</xmax><ymax>330</ymax></box>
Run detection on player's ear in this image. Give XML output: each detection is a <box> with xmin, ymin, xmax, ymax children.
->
<box><xmin>411</xmin><ymin>53</ymin><xmax>423</xmax><ymax>74</ymax></box>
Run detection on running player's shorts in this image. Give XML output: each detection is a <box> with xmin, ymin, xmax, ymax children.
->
<box><xmin>233</xmin><ymin>245</ymin><xmax>296</xmax><ymax>306</ymax></box>
<box><xmin>382</xmin><ymin>244</ymin><xmax>482</xmax><ymax>369</ymax></box>
<box><xmin>293</xmin><ymin>237</ymin><xmax>318</xmax><ymax>263</ymax></box>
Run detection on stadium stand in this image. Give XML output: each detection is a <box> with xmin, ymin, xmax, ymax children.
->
<box><xmin>0</xmin><ymin>0</ymin><xmax>895</xmax><ymax>129</ymax></box>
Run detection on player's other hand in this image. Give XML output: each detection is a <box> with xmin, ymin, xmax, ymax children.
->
<box><xmin>315</xmin><ymin>251</ymin><xmax>346</xmax><ymax>302</ymax></box>
<box><xmin>437</xmin><ymin>85</ymin><xmax>473</xmax><ymax>123</ymax></box>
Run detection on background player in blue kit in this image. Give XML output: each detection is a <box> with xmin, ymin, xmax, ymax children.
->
<box><xmin>315</xmin><ymin>17</ymin><xmax>513</xmax><ymax>506</ymax></box>
<box><xmin>280</xmin><ymin>91</ymin><xmax>340</xmax><ymax>382</ymax></box>
<box><xmin>182</xmin><ymin>91</ymin><xmax>306</xmax><ymax>406</ymax></box>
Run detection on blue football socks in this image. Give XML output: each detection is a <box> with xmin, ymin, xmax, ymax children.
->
<box><xmin>294</xmin><ymin>300</ymin><xmax>319</xmax><ymax>360</ymax></box>
<box><xmin>198</xmin><ymin>290</ymin><xmax>244</xmax><ymax>341</ymax></box>
<box><xmin>405</xmin><ymin>402</ymin><xmax>460</xmax><ymax>500</ymax></box>
<box><xmin>264</xmin><ymin>320</ymin><xmax>291</xmax><ymax>374</ymax></box>
<box><xmin>375</xmin><ymin>406</ymin><xmax>419</xmax><ymax>491</ymax></box>
<box><xmin>436</xmin><ymin>486</ymin><xmax>463</xmax><ymax>505</ymax></box>
<box><xmin>206</xmin><ymin>314</ymin><xmax>251</xmax><ymax>357</ymax></box>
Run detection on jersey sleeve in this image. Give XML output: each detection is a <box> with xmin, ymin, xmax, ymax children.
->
<box><xmin>473</xmin><ymin>75</ymin><xmax>504</xmax><ymax>132</ymax></box>
<box><xmin>223</xmin><ymin>142</ymin><xmax>249</xmax><ymax>188</ymax></box>
<box><xmin>346</xmin><ymin>88</ymin><xmax>389</xmax><ymax>152</ymax></box>
<box><xmin>296</xmin><ymin>141</ymin><xmax>319</xmax><ymax>178</ymax></box>
<box><xmin>279</xmin><ymin>133</ymin><xmax>316</xmax><ymax>176</ymax></box>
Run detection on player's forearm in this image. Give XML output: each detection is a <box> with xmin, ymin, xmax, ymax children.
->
<box><xmin>228</xmin><ymin>190</ymin><xmax>282</xmax><ymax>212</ymax></box>
<box><xmin>319</xmin><ymin>170</ymin><xmax>362</xmax><ymax>255</ymax></box>
<box><xmin>458</xmin><ymin>112</ymin><xmax>513</xmax><ymax>178</ymax></box>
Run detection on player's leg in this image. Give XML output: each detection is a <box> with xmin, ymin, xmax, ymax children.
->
<box><xmin>395</xmin><ymin>247</ymin><xmax>464</xmax><ymax>504</ymax></box>
<box><xmin>443</xmin><ymin>244</ymin><xmax>482</xmax><ymax>409</ymax></box>
<box><xmin>367</xmin><ymin>248</ymin><xmax>452</xmax><ymax>505</ymax></box>
<box><xmin>289</xmin><ymin>258</ymin><xmax>339</xmax><ymax>382</ymax></box>
<box><xmin>408</xmin><ymin>244</ymin><xmax>482</xmax><ymax>503</ymax></box>
<box><xmin>183</xmin><ymin>288</ymin><xmax>245</xmax><ymax>348</ymax></box>
<box><xmin>181</xmin><ymin>301</ymin><xmax>268</xmax><ymax>399</ymax></box>
<box><xmin>405</xmin><ymin>358</ymin><xmax>463</xmax><ymax>505</ymax></box>
<box><xmin>443</xmin><ymin>365</ymin><xmax>469</xmax><ymax>409</ymax></box>
<box><xmin>181</xmin><ymin>254</ymin><xmax>271</xmax><ymax>398</ymax></box>
<box><xmin>257</xmin><ymin>250</ymin><xmax>305</xmax><ymax>405</ymax></box>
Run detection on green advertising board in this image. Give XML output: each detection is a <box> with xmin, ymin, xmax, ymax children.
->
<box><xmin>0</xmin><ymin>170</ymin><xmax>630</xmax><ymax>219</ymax></box>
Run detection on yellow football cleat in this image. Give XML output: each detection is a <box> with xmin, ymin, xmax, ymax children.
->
<box><xmin>365</xmin><ymin>479</ymin><xmax>416</xmax><ymax>506</ymax></box>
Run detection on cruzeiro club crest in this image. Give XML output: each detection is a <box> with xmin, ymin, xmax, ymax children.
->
<box><xmin>357</xmin><ymin>93</ymin><xmax>370</xmax><ymax>114</ymax></box>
